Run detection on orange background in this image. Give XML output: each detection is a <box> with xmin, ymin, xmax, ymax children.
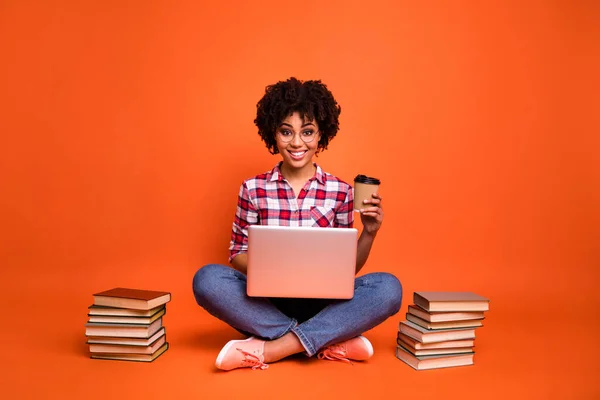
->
<box><xmin>1</xmin><ymin>1</ymin><xmax>598</xmax><ymax>398</ymax></box>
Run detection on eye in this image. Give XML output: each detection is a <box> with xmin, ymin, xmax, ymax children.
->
<box><xmin>280</xmin><ymin>129</ymin><xmax>292</xmax><ymax>136</ymax></box>
<box><xmin>302</xmin><ymin>130</ymin><xmax>315</xmax><ymax>137</ymax></box>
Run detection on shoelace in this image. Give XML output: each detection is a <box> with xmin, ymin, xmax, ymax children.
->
<box><xmin>236</xmin><ymin>348</ymin><xmax>269</xmax><ymax>370</ymax></box>
<box><xmin>317</xmin><ymin>344</ymin><xmax>353</xmax><ymax>364</ymax></box>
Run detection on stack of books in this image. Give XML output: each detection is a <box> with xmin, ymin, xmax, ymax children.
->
<box><xmin>396</xmin><ymin>291</ymin><xmax>490</xmax><ymax>370</ymax></box>
<box><xmin>85</xmin><ymin>288</ymin><xmax>171</xmax><ymax>362</ymax></box>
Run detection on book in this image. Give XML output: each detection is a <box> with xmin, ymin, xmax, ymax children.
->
<box><xmin>85</xmin><ymin>318</ymin><xmax>163</xmax><ymax>338</ymax></box>
<box><xmin>91</xmin><ymin>342</ymin><xmax>169</xmax><ymax>362</ymax></box>
<box><xmin>88</xmin><ymin>304</ymin><xmax>165</xmax><ymax>317</ymax></box>
<box><xmin>414</xmin><ymin>292</ymin><xmax>489</xmax><ymax>312</ymax></box>
<box><xmin>93</xmin><ymin>288</ymin><xmax>171</xmax><ymax>310</ymax></box>
<box><xmin>396</xmin><ymin>345</ymin><xmax>474</xmax><ymax>370</ymax></box>
<box><xmin>87</xmin><ymin>328</ymin><xmax>166</xmax><ymax>346</ymax></box>
<box><xmin>396</xmin><ymin>339</ymin><xmax>473</xmax><ymax>356</ymax></box>
<box><xmin>397</xmin><ymin>332</ymin><xmax>474</xmax><ymax>350</ymax></box>
<box><xmin>399</xmin><ymin>321</ymin><xmax>476</xmax><ymax>343</ymax></box>
<box><xmin>408</xmin><ymin>305</ymin><xmax>485</xmax><ymax>322</ymax></box>
<box><xmin>396</xmin><ymin>338</ymin><xmax>475</xmax><ymax>356</ymax></box>
<box><xmin>88</xmin><ymin>308</ymin><xmax>166</xmax><ymax>325</ymax></box>
<box><xmin>89</xmin><ymin>335</ymin><xmax>166</xmax><ymax>354</ymax></box>
<box><xmin>406</xmin><ymin>313</ymin><xmax>483</xmax><ymax>330</ymax></box>
<box><xmin>400</xmin><ymin>345</ymin><xmax>473</xmax><ymax>357</ymax></box>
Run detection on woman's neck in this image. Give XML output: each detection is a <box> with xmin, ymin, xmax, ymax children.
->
<box><xmin>280</xmin><ymin>161</ymin><xmax>316</xmax><ymax>183</ymax></box>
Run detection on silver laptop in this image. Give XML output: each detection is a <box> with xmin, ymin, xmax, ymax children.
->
<box><xmin>246</xmin><ymin>225</ymin><xmax>358</xmax><ymax>299</ymax></box>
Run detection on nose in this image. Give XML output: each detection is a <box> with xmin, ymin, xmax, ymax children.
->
<box><xmin>290</xmin><ymin>132</ymin><xmax>304</xmax><ymax>147</ymax></box>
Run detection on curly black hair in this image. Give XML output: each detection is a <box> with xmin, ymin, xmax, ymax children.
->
<box><xmin>254</xmin><ymin>77</ymin><xmax>341</xmax><ymax>155</ymax></box>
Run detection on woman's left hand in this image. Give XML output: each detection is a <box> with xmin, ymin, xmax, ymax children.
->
<box><xmin>359</xmin><ymin>193</ymin><xmax>384</xmax><ymax>235</ymax></box>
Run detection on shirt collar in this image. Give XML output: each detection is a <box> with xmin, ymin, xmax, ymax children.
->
<box><xmin>269</xmin><ymin>162</ymin><xmax>326</xmax><ymax>185</ymax></box>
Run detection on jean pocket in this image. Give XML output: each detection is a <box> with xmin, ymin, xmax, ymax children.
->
<box><xmin>310</xmin><ymin>206</ymin><xmax>335</xmax><ymax>227</ymax></box>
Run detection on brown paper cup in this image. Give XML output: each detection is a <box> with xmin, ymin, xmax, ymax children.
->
<box><xmin>353</xmin><ymin>179</ymin><xmax>380</xmax><ymax>211</ymax></box>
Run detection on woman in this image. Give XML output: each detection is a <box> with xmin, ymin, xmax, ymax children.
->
<box><xmin>193</xmin><ymin>77</ymin><xmax>402</xmax><ymax>371</ymax></box>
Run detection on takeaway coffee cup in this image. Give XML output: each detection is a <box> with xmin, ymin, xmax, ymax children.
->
<box><xmin>353</xmin><ymin>175</ymin><xmax>381</xmax><ymax>211</ymax></box>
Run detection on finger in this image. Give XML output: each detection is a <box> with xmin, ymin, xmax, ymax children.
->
<box><xmin>360</xmin><ymin>207</ymin><xmax>380</xmax><ymax>214</ymax></box>
<box><xmin>363</xmin><ymin>198</ymin><xmax>381</xmax><ymax>205</ymax></box>
<box><xmin>367</xmin><ymin>194</ymin><xmax>382</xmax><ymax>207</ymax></box>
<box><xmin>360</xmin><ymin>212</ymin><xmax>380</xmax><ymax>218</ymax></box>
<box><xmin>363</xmin><ymin>201</ymin><xmax>380</xmax><ymax>207</ymax></box>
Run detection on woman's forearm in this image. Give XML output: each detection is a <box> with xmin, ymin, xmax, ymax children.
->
<box><xmin>355</xmin><ymin>230</ymin><xmax>376</xmax><ymax>274</ymax></box>
<box><xmin>231</xmin><ymin>253</ymin><xmax>248</xmax><ymax>274</ymax></box>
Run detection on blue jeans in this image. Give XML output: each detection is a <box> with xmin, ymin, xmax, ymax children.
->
<box><xmin>192</xmin><ymin>264</ymin><xmax>402</xmax><ymax>357</ymax></box>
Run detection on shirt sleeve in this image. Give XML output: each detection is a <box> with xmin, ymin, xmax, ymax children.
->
<box><xmin>334</xmin><ymin>185</ymin><xmax>354</xmax><ymax>228</ymax></box>
<box><xmin>229</xmin><ymin>182</ymin><xmax>259</xmax><ymax>262</ymax></box>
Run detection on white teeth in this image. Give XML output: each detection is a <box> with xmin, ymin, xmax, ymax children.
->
<box><xmin>291</xmin><ymin>151</ymin><xmax>306</xmax><ymax>156</ymax></box>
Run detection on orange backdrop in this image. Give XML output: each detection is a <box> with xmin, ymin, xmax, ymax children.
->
<box><xmin>1</xmin><ymin>1</ymin><xmax>598</xmax><ymax>398</ymax></box>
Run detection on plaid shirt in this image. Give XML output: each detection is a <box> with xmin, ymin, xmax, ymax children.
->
<box><xmin>229</xmin><ymin>162</ymin><xmax>354</xmax><ymax>261</ymax></box>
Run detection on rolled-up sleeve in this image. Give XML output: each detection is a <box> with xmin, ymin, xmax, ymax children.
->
<box><xmin>229</xmin><ymin>182</ymin><xmax>258</xmax><ymax>262</ymax></box>
<box><xmin>334</xmin><ymin>186</ymin><xmax>354</xmax><ymax>228</ymax></box>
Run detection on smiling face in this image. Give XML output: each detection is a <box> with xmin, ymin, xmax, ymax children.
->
<box><xmin>275</xmin><ymin>112</ymin><xmax>320</xmax><ymax>175</ymax></box>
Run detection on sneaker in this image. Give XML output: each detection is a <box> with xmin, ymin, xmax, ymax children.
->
<box><xmin>317</xmin><ymin>336</ymin><xmax>374</xmax><ymax>364</ymax></box>
<box><xmin>215</xmin><ymin>337</ymin><xmax>268</xmax><ymax>371</ymax></box>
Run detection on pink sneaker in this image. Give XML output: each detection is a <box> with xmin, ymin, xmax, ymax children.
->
<box><xmin>215</xmin><ymin>337</ymin><xmax>268</xmax><ymax>371</ymax></box>
<box><xmin>317</xmin><ymin>336</ymin><xmax>374</xmax><ymax>364</ymax></box>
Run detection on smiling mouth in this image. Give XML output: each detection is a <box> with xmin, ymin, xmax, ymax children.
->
<box><xmin>288</xmin><ymin>150</ymin><xmax>307</xmax><ymax>160</ymax></box>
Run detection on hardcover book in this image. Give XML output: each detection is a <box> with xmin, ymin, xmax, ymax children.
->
<box><xmin>88</xmin><ymin>304</ymin><xmax>165</xmax><ymax>317</ymax></box>
<box><xmin>89</xmin><ymin>335</ymin><xmax>166</xmax><ymax>354</ymax></box>
<box><xmin>396</xmin><ymin>338</ymin><xmax>473</xmax><ymax>356</ymax></box>
<box><xmin>407</xmin><ymin>305</ymin><xmax>485</xmax><ymax>323</ymax></box>
<box><xmin>399</xmin><ymin>320</ymin><xmax>476</xmax><ymax>343</ymax></box>
<box><xmin>88</xmin><ymin>308</ymin><xmax>166</xmax><ymax>325</ymax></box>
<box><xmin>397</xmin><ymin>332</ymin><xmax>474</xmax><ymax>350</ymax></box>
<box><xmin>396</xmin><ymin>345</ymin><xmax>474</xmax><ymax>370</ymax></box>
<box><xmin>406</xmin><ymin>313</ymin><xmax>483</xmax><ymax>330</ymax></box>
<box><xmin>85</xmin><ymin>318</ymin><xmax>163</xmax><ymax>338</ymax></box>
<box><xmin>93</xmin><ymin>288</ymin><xmax>171</xmax><ymax>310</ymax></box>
<box><xmin>87</xmin><ymin>328</ymin><xmax>166</xmax><ymax>346</ymax></box>
<box><xmin>414</xmin><ymin>292</ymin><xmax>489</xmax><ymax>312</ymax></box>
<box><xmin>91</xmin><ymin>343</ymin><xmax>169</xmax><ymax>362</ymax></box>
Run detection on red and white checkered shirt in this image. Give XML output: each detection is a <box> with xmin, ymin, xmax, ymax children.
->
<box><xmin>229</xmin><ymin>162</ymin><xmax>354</xmax><ymax>261</ymax></box>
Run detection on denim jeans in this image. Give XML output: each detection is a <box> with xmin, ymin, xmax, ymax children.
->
<box><xmin>192</xmin><ymin>264</ymin><xmax>402</xmax><ymax>357</ymax></box>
